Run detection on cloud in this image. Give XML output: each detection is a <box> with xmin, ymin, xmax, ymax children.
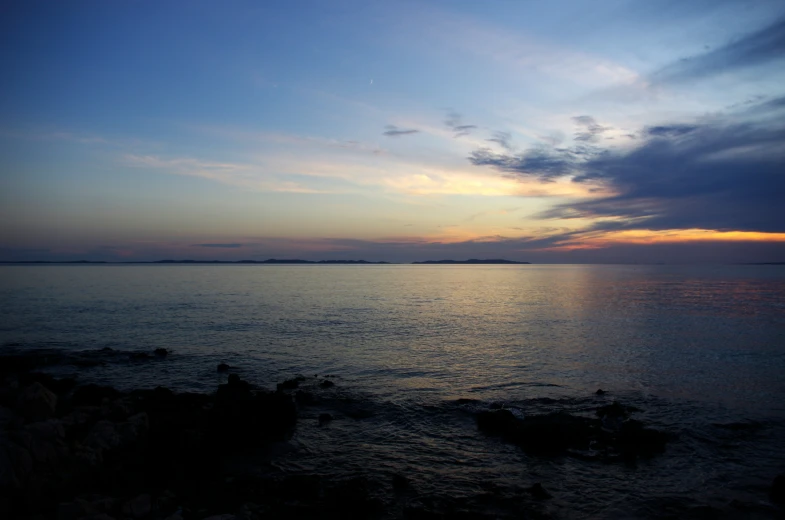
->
<box><xmin>383</xmin><ymin>124</ymin><xmax>419</xmax><ymax>137</ymax></box>
<box><xmin>486</xmin><ymin>131</ymin><xmax>513</xmax><ymax>151</ymax></box>
<box><xmin>655</xmin><ymin>17</ymin><xmax>785</xmax><ymax>83</ymax></box>
<box><xmin>192</xmin><ymin>243</ymin><xmax>244</xmax><ymax>248</ymax></box>
<box><xmin>445</xmin><ymin>112</ymin><xmax>477</xmax><ymax>137</ymax></box>
<box><xmin>468</xmin><ymin>116</ymin><xmax>616</xmax><ymax>182</ymax></box>
<box><xmin>537</xmin><ymin>113</ymin><xmax>785</xmax><ymax>234</ymax></box>
<box><xmin>572</xmin><ymin>116</ymin><xmax>611</xmax><ymax>143</ymax></box>
<box><xmin>468</xmin><ymin>147</ymin><xmax>579</xmax><ymax>182</ymax></box>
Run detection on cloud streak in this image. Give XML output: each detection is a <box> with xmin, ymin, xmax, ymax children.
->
<box><xmin>192</xmin><ymin>243</ymin><xmax>244</xmax><ymax>248</ymax></box>
<box><xmin>655</xmin><ymin>17</ymin><xmax>785</xmax><ymax>83</ymax></box>
<box><xmin>445</xmin><ymin>112</ymin><xmax>477</xmax><ymax>137</ymax></box>
<box><xmin>383</xmin><ymin>125</ymin><xmax>419</xmax><ymax>137</ymax></box>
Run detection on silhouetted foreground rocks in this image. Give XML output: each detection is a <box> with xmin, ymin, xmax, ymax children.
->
<box><xmin>0</xmin><ymin>355</ymin><xmax>304</xmax><ymax>519</ymax></box>
<box><xmin>3</xmin><ymin>349</ymin><xmax>783</xmax><ymax>519</ymax></box>
<box><xmin>477</xmin><ymin>401</ymin><xmax>669</xmax><ymax>462</ymax></box>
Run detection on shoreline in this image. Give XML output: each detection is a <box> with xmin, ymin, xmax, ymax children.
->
<box><xmin>2</xmin><ymin>347</ymin><xmax>783</xmax><ymax>519</ymax></box>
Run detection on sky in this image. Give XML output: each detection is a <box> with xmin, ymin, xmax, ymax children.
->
<box><xmin>1</xmin><ymin>0</ymin><xmax>784</xmax><ymax>263</ymax></box>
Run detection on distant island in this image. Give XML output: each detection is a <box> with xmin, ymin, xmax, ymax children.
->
<box><xmin>0</xmin><ymin>259</ymin><xmax>393</xmax><ymax>265</ymax></box>
<box><xmin>0</xmin><ymin>259</ymin><xmax>532</xmax><ymax>265</ymax></box>
<box><xmin>412</xmin><ymin>259</ymin><xmax>530</xmax><ymax>264</ymax></box>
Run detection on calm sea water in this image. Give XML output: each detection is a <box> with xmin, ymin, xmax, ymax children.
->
<box><xmin>2</xmin><ymin>264</ymin><xmax>785</xmax><ymax>517</ymax></box>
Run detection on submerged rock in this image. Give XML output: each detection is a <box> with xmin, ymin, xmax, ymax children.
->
<box><xmin>771</xmin><ymin>474</ymin><xmax>785</xmax><ymax>504</ymax></box>
<box><xmin>477</xmin><ymin>403</ymin><xmax>668</xmax><ymax>460</ymax></box>
<box><xmin>526</xmin><ymin>483</ymin><xmax>552</xmax><ymax>499</ymax></box>
<box><xmin>392</xmin><ymin>474</ymin><xmax>409</xmax><ymax>492</ymax></box>
<box><xmin>276</xmin><ymin>376</ymin><xmax>305</xmax><ymax>391</ymax></box>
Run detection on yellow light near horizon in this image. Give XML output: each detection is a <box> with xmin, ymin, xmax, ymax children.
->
<box><xmin>585</xmin><ymin>229</ymin><xmax>785</xmax><ymax>245</ymax></box>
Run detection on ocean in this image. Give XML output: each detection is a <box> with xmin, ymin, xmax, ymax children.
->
<box><xmin>2</xmin><ymin>264</ymin><xmax>784</xmax><ymax>517</ymax></box>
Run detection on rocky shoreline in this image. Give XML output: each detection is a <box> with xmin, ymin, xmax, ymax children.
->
<box><xmin>2</xmin><ymin>348</ymin><xmax>783</xmax><ymax>519</ymax></box>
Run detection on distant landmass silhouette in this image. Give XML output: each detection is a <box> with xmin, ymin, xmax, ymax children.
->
<box><xmin>0</xmin><ymin>259</ymin><xmax>533</xmax><ymax>265</ymax></box>
<box><xmin>412</xmin><ymin>259</ymin><xmax>530</xmax><ymax>264</ymax></box>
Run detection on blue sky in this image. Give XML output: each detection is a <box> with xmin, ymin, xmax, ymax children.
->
<box><xmin>2</xmin><ymin>0</ymin><xmax>784</xmax><ymax>262</ymax></box>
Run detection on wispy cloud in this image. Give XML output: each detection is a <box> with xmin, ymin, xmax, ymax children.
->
<box><xmin>486</xmin><ymin>131</ymin><xmax>513</xmax><ymax>151</ymax></box>
<box><xmin>383</xmin><ymin>125</ymin><xmax>419</xmax><ymax>137</ymax></box>
<box><xmin>444</xmin><ymin>112</ymin><xmax>477</xmax><ymax>137</ymax></box>
<box><xmin>572</xmin><ymin>116</ymin><xmax>611</xmax><ymax>143</ymax></box>
<box><xmin>654</xmin><ymin>17</ymin><xmax>785</xmax><ymax>83</ymax></box>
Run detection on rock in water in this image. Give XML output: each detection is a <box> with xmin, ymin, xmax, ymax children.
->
<box><xmin>154</xmin><ymin>348</ymin><xmax>168</xmax><ymax>358</ymax></box>
<box><xmin>771</xmin><ymin>474</ymin><xmax>785</xmax><ymax>503</ymax></box>
<box><xmin>527</xmin><ymin>483</ymin><xmax>552</xmax><ymax>499</ymax></box>
<box><xmin>217</xmin><ymin>363</ymin><xmax>230</xmax><ymax>373</ymax></box>
<box><xmin>476</xmin><ymin>409</ymin><xmax>517</xmax><ymax>435</ymax></box>
<box><xmin>209</xmin><ymin>375</ymin><xmax>297</xmax><ymax>450</ymax></box>
<box><xmin>17</xmin><ymin>382</ymin><xmax>57</xmax><ymax>422</ymax></box>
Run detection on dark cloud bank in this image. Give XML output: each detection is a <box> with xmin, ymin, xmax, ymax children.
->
<box><xmin>470</xmin><ymin>102</ymin><xmax>785</xmax><ymax>237</ymax></box>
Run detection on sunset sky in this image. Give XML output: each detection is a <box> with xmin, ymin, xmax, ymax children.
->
<box><xmin>2</xmin><ymin>0</ymin><xmax>784</xmax><ymax>263</ymax></box>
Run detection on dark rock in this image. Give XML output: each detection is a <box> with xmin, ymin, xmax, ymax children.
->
<box><xmin>57</xmin><ymin>501</ymin><xmax>87</xmax><ymax>520</ymax></box>
<box><xmin>122</xmin><ymin>493</ymin><xmax>152</xmax><ymax>519</ymax></box>
<box><xmin>595</xmin><ymin>389</ymin><xmax>606</xmax><ymax>395</ymax></box>
<box><xmin>154</xmin><ymin>348</ymin><xmax>168</xmax><ymax>358</ymax></box>
<box><xmin>21</xmin><ymin>373</ymin><xmax>77</xmax><ymax>396</ymax></box>
<box><xmin>489</xmin><ymin>402</ymin><xmax>504</xmax><ymax>410</ymax></box>
<box><xmin>16</xmin><ymin>419</ymin><xmax>67</xmax><ymax>465</ymax></box>
<box><xmin>478</xmin><ymin>405</ymin><xmax>667</xmax><ymax>460</ymax></box>
<box><xmin>343</xmin><ymin>406</ymin><xmax>374</xmax><ymax>420</ymax></box>
<box><xmin>526</xmin><ymin>483</ymin><xmax>552</xmax><ymax>499</ymax></box>
<box><xmin>318</xmin><ymin>413</ymin><xmax>333</xmax><ymax>426</ymax></box>
<box><xmin>392</xmin><ymin>474</ymin><xmax>409</xmax><ymax>492</ymax></box>
<box><xmin>85</xmin><ymin>420</ymin><xmax>121</xmax><ymax>450</ymax></box>
<box><xmin>277</xmin><ymin>377</ymin><xmax>305</xmax><ymax>391</ymax></box>
<box><xmin>319</xmin><ymin>379</ymin><xmax>335</xmax><ymax>389</ymax></box>
<box><xmin>596</xmin><ymin>401</ymin><xmax>632</xmax><ymax>420</ymax></box>
<box><xmin>278</xmin><ymin>474</ymin><xmax>322</xmax><ymax>501</ymax></box>
<box><xmin>71</xmin><ymin>385</ymin><xmax>121</xmax><ymax>407</ymax></box>
<box><xmin>129</xmin><ymin>352</ymin><xmax>151</xmax><ymax>361</ymax></box>
<box><xmin>295</xmin><ymin>390</ymin><xmax>316</xmax><ymax>405</ymax></box>
<box><xmin>476</xmin><ymin>409</ymin><xmax>517</xmax><ymax>436</ymax></box>
<box><xmin>217</xmin><ymin>363</ymin><xmax>230</xmax><ymax>373</ymax></box>
<box><xmin>17</xmin><ymin>382</ymin><xmax>58</xmax><ymax>422</ymax></box>
<box><xmin>0</xmin><ymin>437</ymin><xmax>34</xmax><ymax>487</ymax></box>
<box><xmin>617</xmin><ymin>419</ymin><xmax>668</xmax><ymax>458</ymax></box>
<box><xmin>513</xmin><ymin>413</ymin><xmax>597</xmax><ymax>454</ymax></box>
<box><xmin>209</xmin><ymin>376</ymin><xmax>296</xmax><ymax>450</ymax></box>
<box><xmin>713</xmin><ymin>421</ymin><xmax>763</xmax><ymax>432</ymax></box>
<box><xmin>324</xmin><ymin>477</ymin><xmax>382</xmax><ymax>516</ymax></box>
<box><xmin>771</xmin><ymin>474</ymin><xmax>785</xmax><ymax>503</ymax></box>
